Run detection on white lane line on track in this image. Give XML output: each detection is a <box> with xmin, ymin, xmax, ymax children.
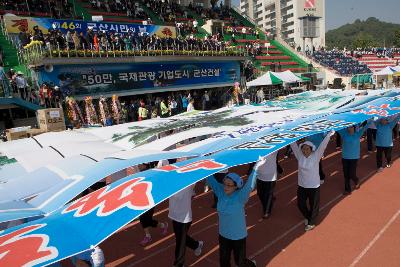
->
<box><xmin>348</xmin><ymin>209</ymin><xmax>400</xmax><ymax>267</ymax></box>
<box><xmin>250</xmin><ymin>169</ymin><xmax>377</xmax><ymax>259</ymax></box>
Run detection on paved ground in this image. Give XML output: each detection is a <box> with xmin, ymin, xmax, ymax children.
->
<box><xmin>65</xmin><ymin>137</ymin><xmax>400</xmax><ymax>267</ymax></box>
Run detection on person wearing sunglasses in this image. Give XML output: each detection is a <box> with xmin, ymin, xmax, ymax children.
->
<box><xmin>207</xmin><ymin>166</ymin><xmax>258</xmax><ymax>267</ymax></box>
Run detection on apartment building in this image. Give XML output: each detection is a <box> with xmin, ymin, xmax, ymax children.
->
<box><xmin>240</xmin><ymin>0</ymin><xmax>325</xmax><ymax>51</ymax></box>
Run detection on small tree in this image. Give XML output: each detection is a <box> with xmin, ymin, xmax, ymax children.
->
<box><xmin>394</xmin><ymin>29</ymin><xmax>400</xmax><ymax>47</ymax></box>
<box><xmin>352</xmin><ymin>32</ymin><xmax>376</xmax><ymax>49</ymax></box>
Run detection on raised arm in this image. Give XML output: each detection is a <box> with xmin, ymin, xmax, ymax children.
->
<box><xmin>238</xmin><ymin>167</ymin><xmax>258</xmax><ymax>203</ymax></box>
<box><xmin>389</xmin><ymin>114</ymin><xmax>400</xmax><ymax>128</ymax></box>
<box><xmin>357</xmin><ymin>121</ymin><xmax>369</xmax><ymax>137</ymax></box>
<box><xmin>237</xmin><ymin>156</ymin><xmax>269</xmax><ymax>203</ymax></box>
<box><xmin>315</xmin><ymin>131</ymin><xmax>333</xmax><ymax>160</ymax></box>
<box><xmin>290</xmin><ymin>141</ymin><xmax>302</xmax><ymax>160</ymax></box>
<box><xmin>206</xmin><ymin>174</ymin><xmax>224</xmax><ymax>198</ymax></box>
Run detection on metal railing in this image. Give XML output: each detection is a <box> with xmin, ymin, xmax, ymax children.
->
<box><xmin>0</xmin><ymin>17</ymin><xmax>23</xmax><ymax>66</ymax></box>
<box><xmin>20</xmin><ymin>42</ymin><xmax>249</xmax><ymax>64</ymax></box>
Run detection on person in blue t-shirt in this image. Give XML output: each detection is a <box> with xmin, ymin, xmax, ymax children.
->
<box><xmin>207</xmin><ymin>167</ymin><xmax>258</xmax><ymax>267</ymax></box>
<box><xmin>105</xmin><ymin>114</ymin><xmax>113</xmax><ymax>126</ymax></box>
<box><xmin>338</xmin><ymin>121</ymin><xmax>368</xmax><ymax>195</ymax></box>
<box><xmin>375</xmin><ymin>115</ymin><xmax>400</xmax><ymax>171</ymax></box>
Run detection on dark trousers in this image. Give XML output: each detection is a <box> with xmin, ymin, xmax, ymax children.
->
<box><xmin>342</xmin><ymin>159</ymin><xmax>359</xmax><ymax>192</ymax></box>
<box><xmin>376</xmin><ymin>146</ymin><xmax>392</xmax><ymax>168</ymax></box>
<box><xmin>219</xmin><ymin>235</ymin><xmax>254</xmax><ymax>267</ymax></box>
<box><xmin>336</xmin><ymin>132</ymin><xmax>341</xmax><ymax>148</ymax></box>
<box><xmin>319</xmin><ymin>160</ymin><xmax>326</xmax><ymax>181</ymax></box>
<box><xmin>284</xmin><ymin>145</ymin><xmax>292</xmax><ymax>157</ymax></box>
<box><xmin>139</xmin><ymin>208</ymin><xmax>158</xmax><ymax>228</ymax></box>
<box><xmin>393</xmin><ymin>124</ymin><xmax>399</xmax><ymax>139</ymax></box>
<box><xmin>256</xmin><ymin>180</ymin><xmax>276</xmax><ymax>215</ymax></box>
<box><xmin>172</xmin><ymin>220</ymin><xmax>199</xmax><ymax>267</ymax></box>
<box><xmin>18</xmin><ymin>87</ymin><xmax>27</xmax><ymax>100</ymax></box>
<box><xmin>297</xmin><ymin>186</ymin><xmax>320</xmax><ymax>225</ymax></box>
<box><xmin>367</xmin><ymin>128</ymin><xmax>377</xmax><ymax>152</ymax></box>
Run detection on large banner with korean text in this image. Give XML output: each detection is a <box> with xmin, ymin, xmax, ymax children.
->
<box><xmin>4</xmin><ymin>15</ymin><xmax>176</xmax><ymax>38</ymax></box>
<box><xmin>1</xmin><ymin>96</ymin><xmax>400</xmax><ymax>267</ymax></box>
<box><xmin>38</xmin><ymin>61</ymin><xmax>240</xmax><ymax>98</ymax></box>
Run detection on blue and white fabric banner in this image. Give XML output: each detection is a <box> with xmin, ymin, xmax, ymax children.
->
<box><xmin>0</xmin><ymin>95</ymin><xmax>400</xmax><ymax>266</ymax></box>
<box><xmin>0</xmin><ymin>151</ymin><xmax>198</xmax><ymax>224</ymax></box>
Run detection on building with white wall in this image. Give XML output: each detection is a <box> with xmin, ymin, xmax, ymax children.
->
<box><xmin>240</xmin><ymin>0</ymin><xmax>325</xmax><ymax>51</ymax></box>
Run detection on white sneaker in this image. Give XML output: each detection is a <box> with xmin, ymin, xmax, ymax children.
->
<box><xmin>386</xmin><ymin>164</ymin><xmax>391</xmax><ymax>168</ymax></box>
<box><xmin>305</xmin><ymin>224</ymin><xmax>315</xmax><ymax>231</ymax></box>
<box><xmin>204</xmin><ymin>186</ymin><xmax>209</xmax><ymax>193</ymax></box>
<box><xmin>194</xmin><ymin>241</ymin><xmax>204</xmax><ymax>256</ymax></box>
<box><xmin>377</xmin><ymin>167</ymin><xmax>384</xmax><ymax>172</ymax></box>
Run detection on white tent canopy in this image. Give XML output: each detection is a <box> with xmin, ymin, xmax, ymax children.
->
<box><xmin>272</xmin><ymin>70</ymin><xmax>302</xmax><ymax>83</ymax></box>
<box><xmin>374</xmin><ymin>66</ymin><xmax>398</xmax><ymax>75</ymax></box>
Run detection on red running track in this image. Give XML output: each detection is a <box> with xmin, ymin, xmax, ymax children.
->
<box><xmin>62</xmin><ymin>137</ymin><xmax>400</xmax><ymax>267</ymax></box>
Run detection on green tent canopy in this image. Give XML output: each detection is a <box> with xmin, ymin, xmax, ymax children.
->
<box><xmin>246</xmin><ymin>71</ymin><xmax>283</xmax><ymax>87</ymax></box>
<box><xmin>351</xmin><ymin>74</ymin><xmax>373</xmax><ymax>84</ymax></box>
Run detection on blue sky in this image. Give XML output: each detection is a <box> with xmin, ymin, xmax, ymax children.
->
<box><xmin>231</xmin><ymin>0</ymin><xmax>400</xmax><ymax>31</ymax></box>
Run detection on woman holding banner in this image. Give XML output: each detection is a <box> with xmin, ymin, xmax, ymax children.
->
<box><xmin>207</xmin><ymin>167</ymin><xmax>258</xmax><ymax>267</ymax></box>
<box><xmin>375</xmin><ymin>115</ymin><xmax>400</xmax><ymax>171</ymax></box>
<box><xmin>290</xmin><ymin>131</ymin><xmax>333</xmax><ymax>231</ymax></box>
<box><xmin>338</xmin><ymin>121</ymin><xmax>368</xmax><ymax>195</ymax></box>
<box><xmin>255</xmin><ymin>151</ymin><xmax>279</xmax><ymax>219</ymax></box>
<box><xmin>138</xmin><ymin>161</ymin><xmax>169</xmax><ymax>246</ymax></box>
<box><xmin>169</xmin><ymin>183</ymin><xmax>204</xmax><ymax>267</ymax></box>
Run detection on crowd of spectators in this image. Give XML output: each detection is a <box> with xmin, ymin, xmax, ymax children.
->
<box><xmin>344</xmin><ymin>47</ymin><xmax>400</xmax><ymax>59</ymax></box>
<box><xmin>19</xmin><ymin>26</ymin><xmax>233</xmax><ymax>54</ymax></box>
<box><xmin>113</xmin><ymin>89</ymin><xmax>229</xmax><ymax>124</ymax></box>
<box><xmin>84</xmin><ymin>0</ymin><xmax>245</xmax><ymax>29</ymax></box>
<box><xmin>88</xmin><ymin>0</ymin><xmax>148</xmax><ymax>20</ymax></box>
<box><xmin>311</xmin><ymin>50</ymin><xmax>371</xmax><ymax>76</ymax></box>
<box><xmin>224</xmin><ymin>26</ymin><xmax>260</xmax><ymax>39</ymax></box>
<box><xmin>1</xmin><ymin>0</ymin><xmax>74</xmax><ymax>19</ymax></box>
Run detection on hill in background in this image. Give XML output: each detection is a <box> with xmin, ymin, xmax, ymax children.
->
<box><xmin>326</xmin><ymin>17</ymin><xmax>400</xmax><ymax>49</ymax></box>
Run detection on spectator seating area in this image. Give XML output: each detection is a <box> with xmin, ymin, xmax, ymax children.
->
<box><xmin>355</xmin><ymin>53</ymin><xmax>400</xmax><ymax>73</ymax></box>
<box><xmin>312</xmin><ymin>51</ymin><xmax>371</xmax><ymax>76</ymax></box>
<box><xmin>1</xmin><ymin>0</ymin><xmax>311</xmax><ymax>90</ymax></box>
<box><xmin>0</xmin><ymin>0</ymin><xmax>74</xmax><ymax>18</ymax></box>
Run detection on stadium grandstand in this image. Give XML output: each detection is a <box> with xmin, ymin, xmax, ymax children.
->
<box><xmin>0</xmin><ymin>0</ymin><xmax>314</xmax><ymax>130</ymax></box>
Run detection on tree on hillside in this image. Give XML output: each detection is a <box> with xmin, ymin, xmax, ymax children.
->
<box><xmin>352</xmin><ymin>32</ymin><xmax>377</xmax><ymax>49</ymax></box>
<box><xmin>394</xmin><ymin>29</ymin><xmax>400</xmax><ymax>47</ymax></box>
<box><xmin>326</xmin><ymin>18</ymin><xmax>400</xmax><ymax>49</ymax></box>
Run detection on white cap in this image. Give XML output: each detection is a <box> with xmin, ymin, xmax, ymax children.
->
<box><xmin>300</xmin><ymin>141</ymin><xmax>316</xmax><ymax>152</ymax></box>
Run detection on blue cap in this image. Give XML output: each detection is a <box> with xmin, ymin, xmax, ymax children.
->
<box><xmin>224</xmin><ymin>172</ymin><xmax>243</xmax><ymax>188</ymax></box>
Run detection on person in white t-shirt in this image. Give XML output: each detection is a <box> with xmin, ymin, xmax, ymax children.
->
<box><xmin>139</xmin><ymin>161</ymin><xmax>168</xmax><ymax>246</ymax></box>
<box><xmin>169</xmin><ymin>182</ymin><xmax>203</xmax><ymax>266</ymax></box>
<box><xmin>256</xmin><ymin>151</ymin><xmax>278</xmax><ymax>219</ymax></box>
<box><xmin>186</xmin><ymin>98</ymin><xmax>195</xmax><ymax>112</ymax></box>
<box><xmin>290</xmin><ymin>131</ymin><xmax>333</xmax><ymax>231</ymax></box>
